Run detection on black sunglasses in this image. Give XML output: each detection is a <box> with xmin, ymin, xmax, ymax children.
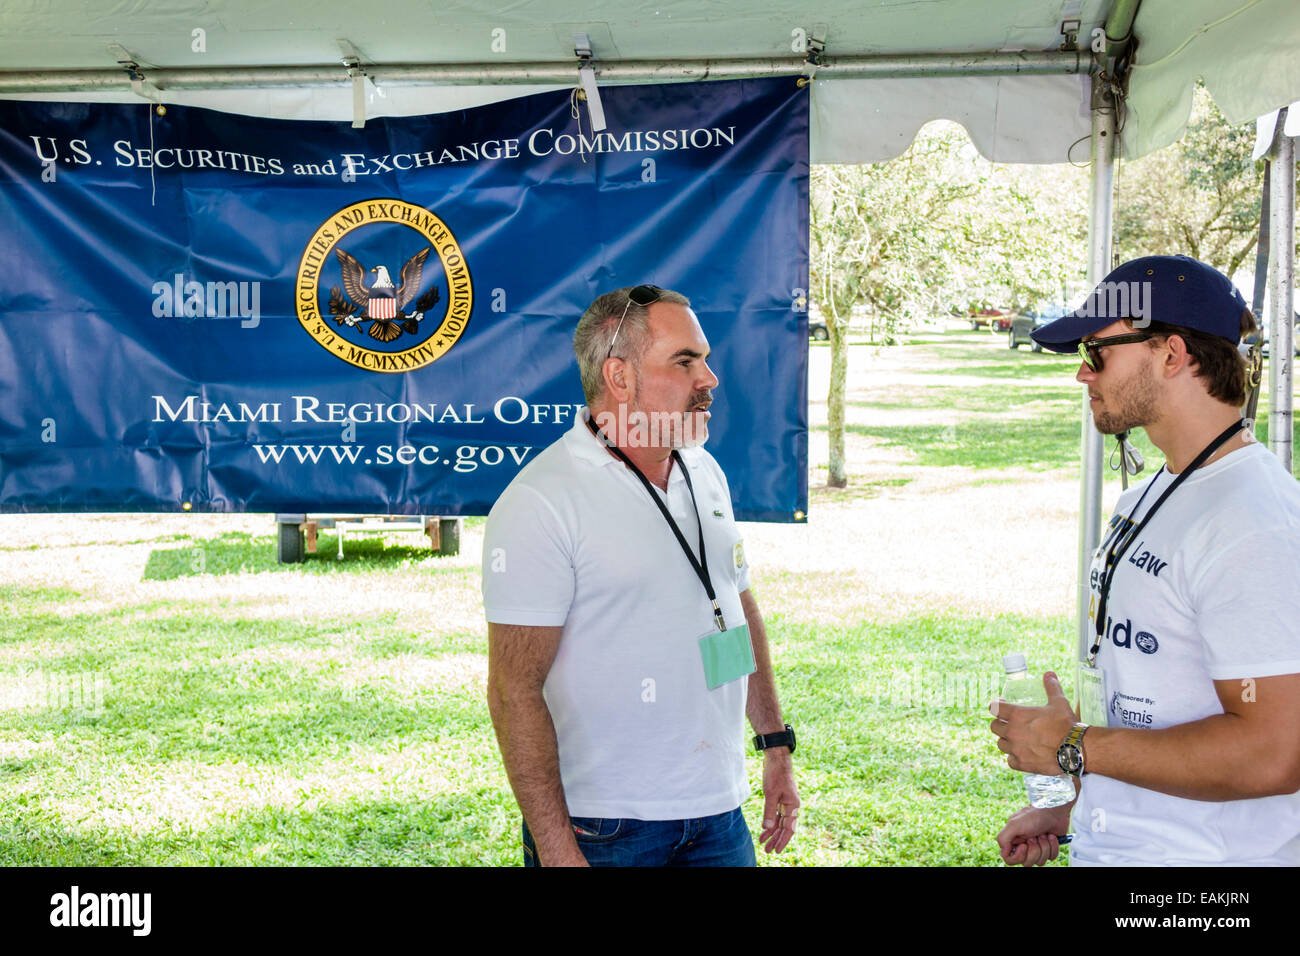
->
<box><xmin>606</xmin><ymin>284</ymin><xmax>664</xmax><ymax>360</ymax></box>
<box><xmin>1078</xmin><ymin>331</ymin><xmax>1155</xmax><ymax>372</ymax></box>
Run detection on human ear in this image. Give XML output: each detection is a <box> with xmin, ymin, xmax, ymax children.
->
<box><xmin>602</xmin><ymin>357</ymin><xmax>633</xmax><ymax>403</ymax></box>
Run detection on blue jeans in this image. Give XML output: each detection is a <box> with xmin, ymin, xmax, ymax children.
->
<box><xmin>522</xmin><ymin>807</ymin><xmax>756</xmax><ymax>867</ymax></box>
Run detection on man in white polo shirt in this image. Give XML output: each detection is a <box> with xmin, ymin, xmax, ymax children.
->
<box><xmin>483</xmin><ymin>285</ymin><xmax>799</xmax><ymax>867</ymax></box>
<box><xmin>990</xmin><ymin>255</ymin><xmax>1300</xmax><ymax>866</ymax></box>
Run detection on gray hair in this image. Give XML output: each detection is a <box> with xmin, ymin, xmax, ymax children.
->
<box><xmin>572</xmin><ymin>286</ymin><xmax>691</xmax><ymax>404</ymax></box>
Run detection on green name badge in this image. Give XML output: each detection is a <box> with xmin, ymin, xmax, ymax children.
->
<box><xmin>699</xmin><ymin>624</ymin><xmax>756</xmax><ymax>690</ymax></box>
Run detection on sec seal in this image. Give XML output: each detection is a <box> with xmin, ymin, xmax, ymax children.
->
<box><xmin>295</xmin><ymin>199</ymin><xmax>473</xmax><ymax>372</ymax></box>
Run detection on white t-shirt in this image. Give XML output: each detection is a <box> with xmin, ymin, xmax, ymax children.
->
<box><xmin>482</xmin><ymin>412</ymin><xmax>753</xmax><ymax>820</ymax></box>
<box><xmin>1071</xmin><ymin>441</ymin><xmax>1300</xmax><ymax>865</ymax></box>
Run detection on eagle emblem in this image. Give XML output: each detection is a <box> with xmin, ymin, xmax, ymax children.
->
<box><xmin>328</xmin><ymin>247</ymin><xmax>441</xmax><ymax>343</ymax></box>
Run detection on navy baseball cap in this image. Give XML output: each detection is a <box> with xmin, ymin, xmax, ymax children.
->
<box><xmin>1031</xmin><ymin>255</ymin><xmax>1248</xmax><ymax>353</ymax></box>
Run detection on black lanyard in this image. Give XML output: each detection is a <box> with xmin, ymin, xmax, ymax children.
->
<box><xmin>1089</xmin><ymin>419</ymin><xmax>1245</xmax><ymax>663</ymax></box>
<box><xmin>586</xmin><ymin>415</ymin><xmax>726</xmax><ymax>631</ymax></box>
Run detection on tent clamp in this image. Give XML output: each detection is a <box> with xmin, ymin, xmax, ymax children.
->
<box><xmin>1090</xmin><ymin>62</ymin><xmax>1130</xmax><ymax>112</ymax></box>
<box><xmin>108</xmin><ymin>42</ymin><xmax>161</xmax><ymax>103</ymax></box>
<box><xmin>1059</xmin><ymin>19</ymin><xmax>1082</xmax><ymax>52</ymax></box>
<box><xmin>573</xmin><ymin>33</ymin><xmax>607</xmax><ymax>132</ymax></box>
<box><xmin>805</xmin><ymin>36</ymin><xmax>826</xmax><ymax>69</ymax></box>
<box><xmin>338</xmin><ymin>39</ymin><xmax>369</xmax><ymax>128</ymax></box>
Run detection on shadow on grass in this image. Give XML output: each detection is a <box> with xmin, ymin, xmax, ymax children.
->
<box><xmin>0</xmin><ymin>607</ymin><xmax>1077</xmax><ymax>867</ymax></box>
<box><xmin>839</xmin><ymin>418</ymin><xmax>1082</xmax><ymax>470</ymax></box>
<box><xmin>2</xmin><ymin>622</ymin><xmax>490</xmax><ymax>764</ymax></box>
<box><xmin>761</xmin><ymin>611</ymin><xmax>1075</xmax><ymax>865</ymax></box>
<box><xmin>142</xmin><ymin>531</ymin><xmax>462</xmax><ymax>581</ymax></box>
<box><xmin>918</xmin><ymin>359</ymin><xmax>1080</xmax><ymax>380</ymax></box>
<box><xmin>1</xmin><ymin>585</ymin><xmax>483</xmax><ymax>665</ymax></box>
<box><xmin>0</xmin><ymin>533</ymin><xmax>194</xmax><ymax>553</ymax></box>
<box><xmin>846</xmin><ymin>384</ymin><xmax>1078</xmax><ymax>415</ymax></box>
<box><xmin>0</xmin><ymin>583</ymin><xmax>81</xmax><ymax>605</ymax></box>
<box><xmin>808</xmin><ymin>476</ymin><xmax>913</xmax><ymax>503</ymax></box>
<box><xmin>0</xmin><ymin>791</ymin><xmax>519</xmax><ymax>866</ymax></box>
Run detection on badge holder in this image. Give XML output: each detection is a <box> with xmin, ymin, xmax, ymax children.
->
<box><xmin>699</xmin><ymin>624</ymin><xmax>756</xmax><ymax>690</ymax></box>
<box><xmin>1076</xmin><ymin>660</ymin><xmax>1109</xmax><ymax>727</ymax></box>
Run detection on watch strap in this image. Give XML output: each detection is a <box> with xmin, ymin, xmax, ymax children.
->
<box><xmin>753</xmin><ymin>723</ymin><xmax>796</xmax><ymax>754</ymax></box>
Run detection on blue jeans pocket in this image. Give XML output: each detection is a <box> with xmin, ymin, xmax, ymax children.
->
<box><xmin>569</xmin><ymin>816</ymin><xmax>625</xmax><ymax>843</ymax></box>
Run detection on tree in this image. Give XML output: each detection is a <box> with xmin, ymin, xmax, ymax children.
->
<box><xmin>810</xmin><ymin>122</ymin><xmax>1086</xmax><ymax>487</ymax></box>
<box><xmin>1115</xmin><ymin>84</ymin><xmax>1264</xmax><ymax>278</ymax></box>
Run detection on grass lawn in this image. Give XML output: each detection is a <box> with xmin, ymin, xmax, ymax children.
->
<box><xmin>2</xmin><ymin>327</ymin><xmax>1294</xmax><ymax>866</ymax></box>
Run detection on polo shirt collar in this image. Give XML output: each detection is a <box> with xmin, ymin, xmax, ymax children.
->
<box><xmin>564</xmin><ymin>407</ymin><xmax>623</xmax><ymax>468</ymax></box>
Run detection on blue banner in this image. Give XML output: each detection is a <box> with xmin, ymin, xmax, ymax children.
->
<box><xmin>0</xmin><ymin>79</ymin><xmax>808</xmax><ymax>521</ymax></box>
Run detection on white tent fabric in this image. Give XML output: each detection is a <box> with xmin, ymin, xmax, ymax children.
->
<box><xmin>1253</xmin><ymin>101</ymin><xmax>1300</xmax><ymax>161</ymax></box>
<box><xmin>1</xmin><ymin>0</ymin><xmax>1297</xmax><ymax>163</ymax></box>
<box><xmin>812</xmin><ymin>74</ymin><xmax>1092</xmax><ymax>164</ymax></box>
<box><xmin>1125</xmin><ymin>0</ymin><xmax>1300</xmax><ymax>158</ymax></box>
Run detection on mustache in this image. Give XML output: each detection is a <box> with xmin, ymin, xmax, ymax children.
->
<box><xmin>688</xmin><ymin>390</ymin><xmax>713</xmax><ymax>408</ymax></box>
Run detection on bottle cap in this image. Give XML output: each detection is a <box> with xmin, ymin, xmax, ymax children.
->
<box><xmin>1002</xmin><ymin>652</ymin><xmax>1027</xmax><ymax>673</ymax></box>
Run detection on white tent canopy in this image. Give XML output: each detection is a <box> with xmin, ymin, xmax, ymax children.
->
<box><xmin>1</xmin><ymin>0</ymin><xmax>1298</xmax><ymax>163</ymax></box>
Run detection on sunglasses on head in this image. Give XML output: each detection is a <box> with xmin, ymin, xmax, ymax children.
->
<box><xmin>606</xmin><ymin>284</ymin><xmax>664</xmax><ymax>360</ymax></box>
<box><xmin>1078</xmin><ymin>330</ymin><xmax>1155</xmax><ymax>372</ymax></box>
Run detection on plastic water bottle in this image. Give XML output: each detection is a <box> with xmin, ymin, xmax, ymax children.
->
<box><xmin>1000</xmin><ymin>653</ymin><xmax>1075</xmax><ymax>809</ymax></box>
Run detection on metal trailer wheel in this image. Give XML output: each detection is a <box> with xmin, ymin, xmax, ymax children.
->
<box><xmin>277</xmin><ymin>521</ymin><xmax>304</xmax><ymax>563</ymax></box>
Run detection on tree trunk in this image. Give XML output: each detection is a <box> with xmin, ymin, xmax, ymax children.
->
<box><xmin>827</xmin><ymin>303</ymin><xmax>849</xmax><ymax>488</ymax></box>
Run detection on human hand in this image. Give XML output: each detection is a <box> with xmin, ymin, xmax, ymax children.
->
<box><xmin>758</xmin><ymin>750</ymin><xmax>799</xmax><ymax>854</ymax></box>
<box><xmin>996</xmin><ymin>804</ymin><xmax>1072</xmax><ymax>866</ymax></box>
<box><xmin>988</xmin><ymin>672</ymin><xmax>1076</xmax><ymax>775</ymax></box>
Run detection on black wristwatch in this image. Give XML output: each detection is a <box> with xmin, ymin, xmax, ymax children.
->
<box><xmin>753</xmin><ymin>723</ymin><xmax>796</xmax><ymax>754</ymax></box>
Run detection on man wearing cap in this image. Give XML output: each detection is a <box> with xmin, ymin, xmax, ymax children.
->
<box><xmin>483</xmin><ymin>285</ymin><xmax>799</xmax><ymax>867</ymax></box>
<box><xmin>990</xmin><ymin>255</ymin><xmax>1300</xmax><ymax>866</ymax></box>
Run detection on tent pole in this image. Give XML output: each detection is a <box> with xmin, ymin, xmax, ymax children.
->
<box><xmin>1267</xmin><ymin>110</ymin><xmax>1295</xmax><ymax>472</ymax></box>
<box><xmin>1076</xmin><ymin>73</ymin><xmax>1115</xmax><ymax>662</ymax></box>
<box><xmin>0</xmin><ymin>51</ymin><xmax>1087</xmax><ymax>94</ymax></box>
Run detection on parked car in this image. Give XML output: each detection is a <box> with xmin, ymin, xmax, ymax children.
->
<box><xmin>967</xmin><ymin>307</ymin><xmax>1014</xmax><ymax>330</ymax></box>
<box><xmin>1008</xmin><ymin>306</ymin><xmax>1067</xmax><ymax>351</ymax></box>
<box><xmin>810</xmin><ymin>321</ymin><xmax>829</xmax><ymax>341</ymax></box>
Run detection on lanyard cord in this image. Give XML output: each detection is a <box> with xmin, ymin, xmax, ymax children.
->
<box><xmin>1089</xmin><ymin>419</ymin><xmax>1245</xmax><ymax>664</ymax></box>
<box><xmin>585</xmin><ymin>415</ymin><xmax>726</xmax><ymax>631</ymax></box>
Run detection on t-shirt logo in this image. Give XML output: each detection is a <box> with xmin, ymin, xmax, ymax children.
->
<box><xmin>1110</xmin><ymin>691</ymin><xmax>1156</xmax><ymax>727</ymax></box>
<box><xmin>1106</xmin><ymin>617</ymin><xmax>1160</xmax><ymax>655</ymax></box>
<box><xmin>1126</xmin><ymin>541</ymin><xmax>1169</xmax><ymax>578</ymax></box>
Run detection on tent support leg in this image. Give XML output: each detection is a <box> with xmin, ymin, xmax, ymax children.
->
<box><xmin>1076</xmin><ymin>74</ymin><xmax>1116</xmax><ymax>662</ymax></box>
<box><xmin>1268</xmin><ymin>110</ymin><xmax>1295</xmax><ymax>473</ymax></box>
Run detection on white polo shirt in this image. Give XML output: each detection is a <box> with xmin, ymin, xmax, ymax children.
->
<box><xmin>482</xmin><ymin>411</ymin><xmax>752</xmax><ymax>820</ymax></box>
